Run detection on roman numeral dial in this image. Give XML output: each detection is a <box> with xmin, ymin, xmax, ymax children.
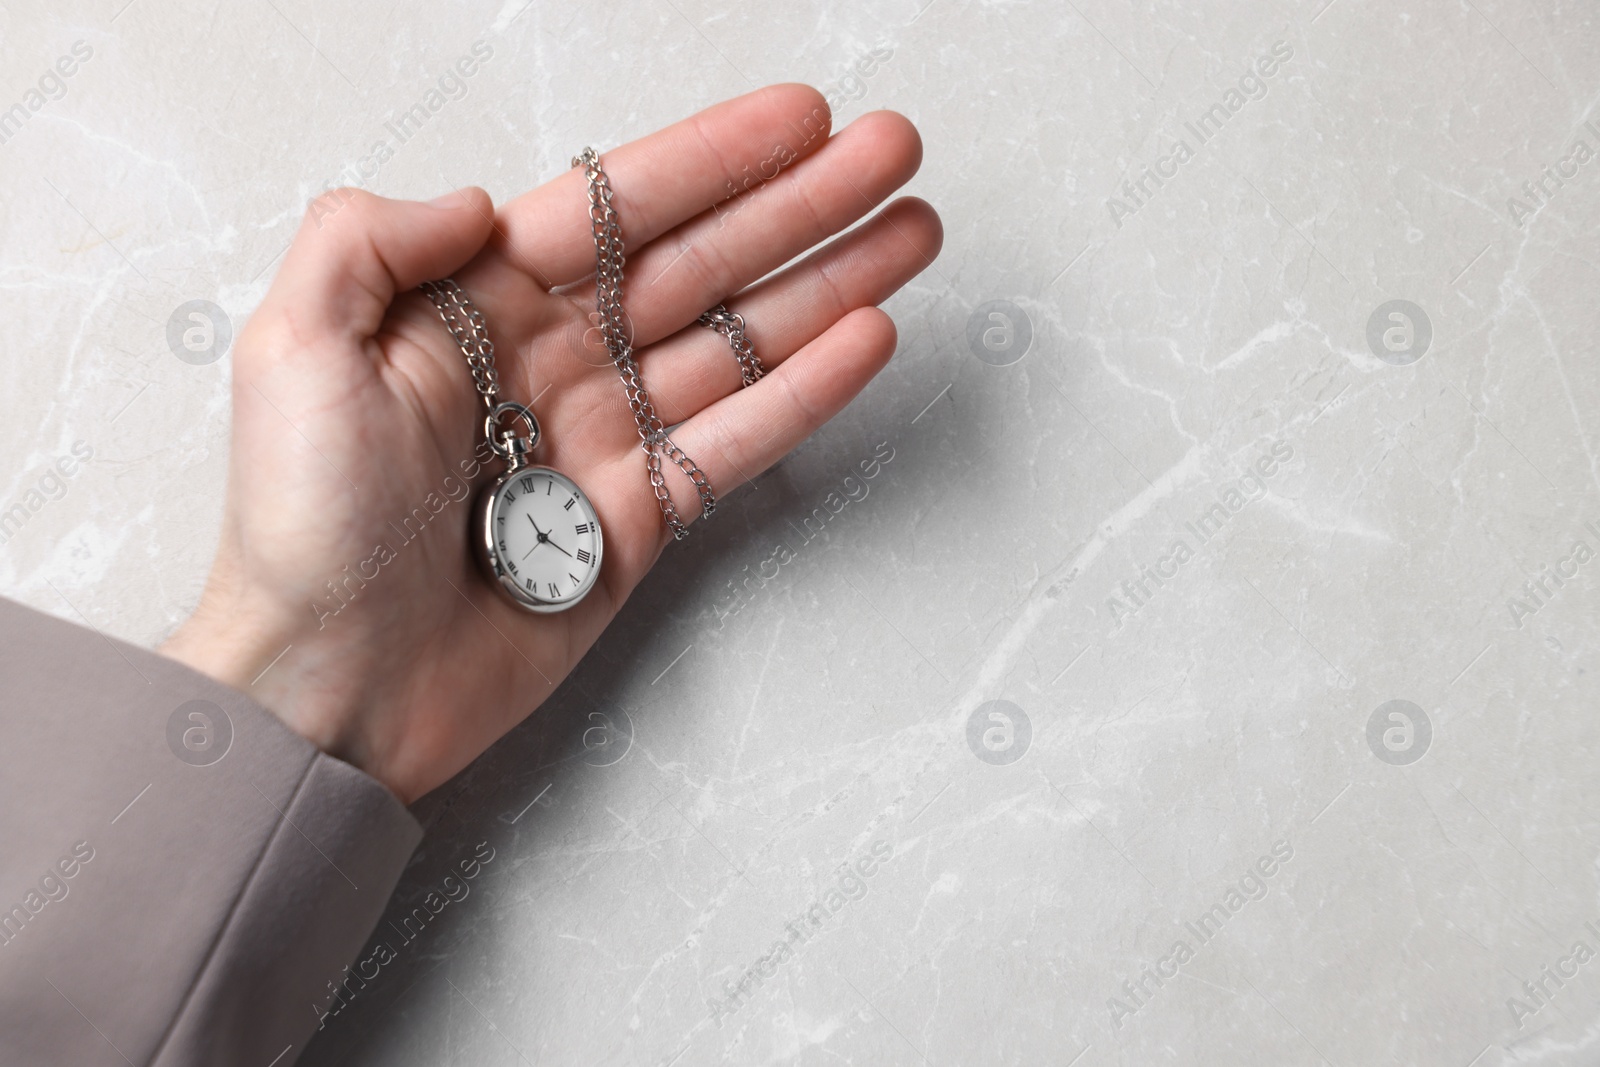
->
<box><xmin>485</xmin><ymin>466</ymin><xmax>603</xmax><ymax>613</ymax></box>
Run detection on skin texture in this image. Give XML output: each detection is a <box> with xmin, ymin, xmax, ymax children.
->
<box><xmin>159</xmin><ymin>85</ymin><xmax>942</xmax><ymax>804</ymax></box>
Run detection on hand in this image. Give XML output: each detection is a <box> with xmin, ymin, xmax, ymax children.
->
<box><xmin>158</xmin><ymin>85</ymin><xmax>942</xmax><ymax>804</ymax></box>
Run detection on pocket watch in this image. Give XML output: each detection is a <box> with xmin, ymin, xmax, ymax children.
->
<box><xmin>474</xmin><ymin>403</ymin><xmax>604</xmax><ymax>613</ymax></box>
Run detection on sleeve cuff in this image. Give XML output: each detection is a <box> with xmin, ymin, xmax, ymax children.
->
<box><xmin>0</xmin><ymin>596</ymin><xmax>422</xmax><ymax>1067</ymax></box>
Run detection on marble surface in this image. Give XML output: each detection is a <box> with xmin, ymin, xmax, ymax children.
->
<box><xmin>5</xmin><ymin>0</ymin><xmax>1600</xmax><ymax>1063</ymax></box>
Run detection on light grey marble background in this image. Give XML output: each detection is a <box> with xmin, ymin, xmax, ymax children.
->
<box><xmin>5</xmin><ymin>0</ymin><xmax>1600</xmax><ymax>1063</ymax></box>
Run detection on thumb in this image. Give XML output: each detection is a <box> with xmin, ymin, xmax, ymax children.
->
<box><xmin>265</xmin><ymin>186</ymin><xmax>495</xmax><ymax>340</ymax></box>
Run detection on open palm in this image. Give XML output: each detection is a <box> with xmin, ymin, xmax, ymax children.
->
<box><xmin>161</xmin><ymin>85</ymin><xmax>942</xmax><ymax>803</ymax></box>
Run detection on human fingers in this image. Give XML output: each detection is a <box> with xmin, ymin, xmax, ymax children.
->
<box><xmin>254</xmin><ymin>187</ymin><xmax>495</xmax><ymax>347</ymax></box>
<box><xmin>651</xmin><ymin>306</ymin><xmax>899</xmax><ymax>542</ymax></box>
<box><xmin>639</xmin><ymin>197</ymin><xmax>942</xmax><ymax>424</ymax></box>
<box><xmin>494</xmin><ymin>83</ymin><xmax>833</xmax><ymax>291</ymax></box>
<box><xmin>593</xmin><ymin>110</ymin><xmax>924</xmax><ymax>353</ymax></box>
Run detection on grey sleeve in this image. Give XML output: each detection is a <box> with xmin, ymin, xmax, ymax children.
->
<box><xmin>0</xmin><ymin>596</ymin><xmax>422</xmax><ymax>1067</ymax></box>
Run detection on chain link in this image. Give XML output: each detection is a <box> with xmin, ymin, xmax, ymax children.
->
<box><xmin>574</xmin><ymin>146</ymin><xmax>715</xmax><ymax>540</ymax></box>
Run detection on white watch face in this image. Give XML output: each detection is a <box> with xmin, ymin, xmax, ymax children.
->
<box><xmin>485</xmin><ymin>467</ymin><xmax>603</xmax><ymax>611</ymax></box>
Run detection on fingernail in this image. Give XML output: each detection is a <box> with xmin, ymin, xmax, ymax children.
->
<box><xmin>427</xmin><ymin>192</ymin><xmax>461</xmax><ymax>208</ymax></box>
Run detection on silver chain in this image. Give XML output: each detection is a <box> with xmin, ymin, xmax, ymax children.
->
<box><xmin>420</xmin><ymin>278</ymin><xmax>547</xmax><ymax>463</ymax></box>
<box><xmin>419</xmin><ymin>279</ymin><xmax>500</xmax><ymax>410</ymax></box>
<box><xmin>697</xmin><ymin>304</ymin><xmax>766</xmax><ymax>386</ymax></box>
<box><xmin>574</xmin><ymin>146</ymin><xmax>720</xmax><ymax>540</ymax></box>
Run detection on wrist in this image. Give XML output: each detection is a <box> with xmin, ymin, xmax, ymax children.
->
<box><xmin>160</xmin><ymin>598</ymin><xmax>290</xmax><ymax>695</ymax></box>
<box><xmin>159</xmin><ymin>586</ymin><xmax>398</xmax><ymax>799</ymax></box>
